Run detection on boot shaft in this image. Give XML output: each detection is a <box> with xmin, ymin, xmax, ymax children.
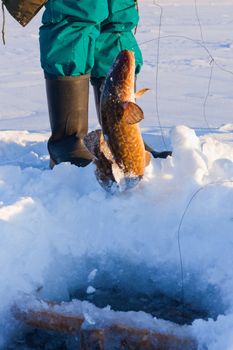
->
<box><xmin>45</xmin><ymin>75</ymin><xmax>93</xmax><ymax>167</ymax></box>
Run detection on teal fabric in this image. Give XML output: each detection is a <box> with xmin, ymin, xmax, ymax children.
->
<box><xmin>39</xmin><ymin>0</ymin><xmax>143</xmax><ymax>78</ymax></box>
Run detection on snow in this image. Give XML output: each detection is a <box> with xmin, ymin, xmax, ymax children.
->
<box><xmin>0</xmin><ymin>0</ymin><xmax>233</xmax><ymax>348</ymax></box>
<box><xmin>87</xmin><ymin>268</ymin><xmax>98</xmax><ymax>283</ymax></box>
<box><xmin>86</xmin><ymin>286</ymin><xmax>96</xmax><ymax>295</ymax></box>
<box><xmin>15</xmin><ymin>294</ymin><xmax>194</xmax><ymax>338</ymax></box>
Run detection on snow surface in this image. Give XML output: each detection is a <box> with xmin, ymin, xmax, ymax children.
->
<box><xmin>0</xmin><ymin>0</ymin><xmax>233</xmax><ymax>349</ymax></box>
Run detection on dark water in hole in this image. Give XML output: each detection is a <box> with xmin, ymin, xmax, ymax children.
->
<box><xmin>8</xmin><ymin>330</ymin><xmax>80</xmax><ymax>350</ymax></box>
<box><xmin>71</xmin><ymin>286</ymin><xmax>210</xmax><ymax>325</ymax></box>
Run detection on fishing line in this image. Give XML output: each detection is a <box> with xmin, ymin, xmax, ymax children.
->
<box><xmin>194</xmin><ymin>0</ymin><xmax>233</xmax><ymax>131</ymax></box>
<box><xmin>138</xmin><ymin>34</ymin><xmax>233</xmax><ymax>132</ymax></box>
<box><xmin>139</xmin><ymin>35</ymin><xmax>233</xmax><ymax>76</ymax></box>
<box><xmin>177</xmin><ymin>186</ymin><xmax>205</xmax><ymax>305</ymax></box>
<box><xmin>139</xmin><ymin>34</ymin><xmax>233</xmax><ymax>78</ymax></box>
<box><xmin>1</xmin><ymin>1</ymin><xmax>6</xmax><ymax>45</ymax></box>
<box><xmin>152</xmin><ymin>1</ymin><xmax>168</xmax><ymax>150</ymax></box>
<box><xmin>177</xmin><ymin>180</ymin><xmax>233</xmax><ymax>305</ymax></box>
<box><xmin>203</xmin><ymin>59</ymin><xmax>214</xmax><ymax>130</ymax></box>
<box><xmin>178</xmin><ymin>0</ymin><xmax>231</xmax><ymax>302</ymax></box>
<box><xmin>136</xmin><ymin>1</ymin><xmax>233</xmax><ymax>313</ymax></box>
<box><xmin>138</xmin><ymin>0</ymin><xmax>233</xmax><ymax>132</ymax></box>
<box><xmin>194</xmin><ymin>0</ymin><xmax>207</xmax><ymax>49</ymax></box>
<box><xmin>194</xmin><ymin>0</ymin><xmax>214</xmax><ymax>131</ymax></box>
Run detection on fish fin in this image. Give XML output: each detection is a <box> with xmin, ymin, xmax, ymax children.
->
<box><xmin>84</xmin><ymin>129</ymin><xmax>114</xmax><ymax>162</ymax></box>
<box><xmin>145</xmin><ymin>151</ymin><xmax>151</xmax><ymax>167</ymax></box>
<box><xmin>84</xmin><ymin>130</ymin><xmax>116</xmax><ymax>191</ymax></box>
<box><xmin>83</xmin><ymin>130</ymin><xmax>102</xmax><ymax>159</ymax></box>
<box><xmin>135</xmin><ymin>88</ymin><xmax>150</xmax><ymax>99</ymax></box>
<box><xmin>121</xmin><ymin>101</ymin><xmax>144</xmax><ymax>124</ymax></box>
<box><xmin>100</xmin><ymin>135</ymin><xmax>114</xmax><ymax>162</ymax></box>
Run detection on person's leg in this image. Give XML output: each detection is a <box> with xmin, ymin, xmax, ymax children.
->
<box><xmin>40</xmin><ymin>0</ymin><xmax>109</xmax><ymax>77</ymax></box>
<box><xmin>91</xmin><ymin>0</ymin><xmax>142</xmax><ymax>81</ymax></box>
<box><xmin>39</xmin><ymin>0</ymin><xmax>109</xmax><ymax>166</ymax></box>
<box><xmin>91</xmin><ymin>0</ymin><xmax>142</xmax><ymax>124</ymax></box>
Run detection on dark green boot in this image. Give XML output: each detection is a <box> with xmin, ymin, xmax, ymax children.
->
<box><xmin>46</xmin><ymin>75</ymin><xmax>93</xmax><ymax>167</ymax></box>
<box><xmin>91</xmin><ymin>77</ymin><xmax>172</xmax><ymax>159</ymax></box>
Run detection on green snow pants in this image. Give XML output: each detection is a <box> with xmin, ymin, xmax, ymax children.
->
<box><xmin>39</xmin><ymin>0</ymin><xmax>143</xmax><ymax>78</ymax></box>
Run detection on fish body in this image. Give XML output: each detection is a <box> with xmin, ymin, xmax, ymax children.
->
<box><xmin>85</xmin><ymin>50</ymin><xmax>150</xmax><ymax>192</ymax></box>
<box><xmin>100</xmin><ymin>50</ymin><xmax>148</xmax><ymax>179</ymax></box>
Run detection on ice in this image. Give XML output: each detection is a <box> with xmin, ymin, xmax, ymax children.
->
<box><xmin>0</xmin><ymin>0</ymin><xmax>233</xmax><ymax>349</ymax></box>
<box><xmin>0</xmin><ymin>126</ymin><xmax>232</xmax><ymax>348</ymax></box>
<box><xmin>87</xmin><ymin>269</ymin><xmax>98</xmax><ymax>283</ymax></box>
<box><xmin>86</xmin><ymin>286</ymin><xmax>96</xmax><ymax>295</ymax></box>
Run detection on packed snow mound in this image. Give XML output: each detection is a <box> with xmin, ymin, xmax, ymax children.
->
<box><xmin>0</xmin><ymin>126</ymin><xmax>233</xmax><ymax>349</ymax></box>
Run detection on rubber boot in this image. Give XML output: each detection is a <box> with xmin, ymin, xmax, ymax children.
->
<box><xmin>91</xmin><ymin>77</ymin><xmax>172</xmax><ymax>159</ymax></box>
<box><xmin>46</xmin><ymin>75</ymin><xmax>94</xmax><ymax>167</ymax></box>
<box><xmin>91</xmin><ymin>77</ymin><xmax>105</xmax><ymax>124</ymax></box>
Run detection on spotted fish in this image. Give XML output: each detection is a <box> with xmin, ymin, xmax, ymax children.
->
<box><xmin>84</xmin><ymin>50</ymin><xmax>151</xmax><ymax>192</ymax></box>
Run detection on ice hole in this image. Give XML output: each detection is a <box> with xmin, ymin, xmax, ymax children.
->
<box><xmin>11</xmin><ymin>258</ymin><xmax>227</xmax><ymax>349</ymax></box>
<box><xmin>70</xmin><ymin>258</ymin><xmax>226</xmax><ymax>325</ymax></box>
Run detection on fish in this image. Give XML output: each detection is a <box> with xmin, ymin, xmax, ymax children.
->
<box><xmin>84</xmin><ymin>50</ymin><xmax>153</xmax><ymax>192</ymax></box>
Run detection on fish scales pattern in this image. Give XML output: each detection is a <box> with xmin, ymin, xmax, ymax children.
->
<box><xmin>101</xmin><ymin>50</ymin><xmax>146</xmax><ymax>177</ymax></box>
<box><xmin>102</xmin><ymin>98</ymin><xmax>145</xmax><ymax>176</ymax></box>
<box><xmin>84</xmin><ymin>50</ymin><xmax>149</xmax><ymax>191</ymax></box>
<box><xmin>113</xmin><ymin>120</ymin><xmax>145</xmax><ymax>176</ymax></box>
